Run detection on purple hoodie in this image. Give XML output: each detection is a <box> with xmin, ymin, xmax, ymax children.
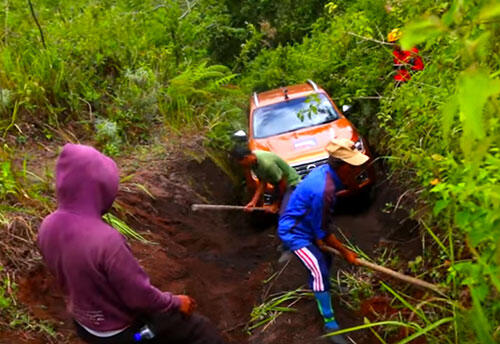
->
<box><xmin>37</xmin><ymin>144</ymin><xmax>180</xmax><ymax>331</ymax></box>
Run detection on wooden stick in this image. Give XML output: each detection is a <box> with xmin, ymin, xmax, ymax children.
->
<box><xmin>27</xmin><ymin>0</ymin><xmax>46</xmax><ymax>49</ymax></box>
<box><xmin>191</xmin><ymin>204</ymin><xmax>267</xmax><ymax>212</ymax></box>
<box><xmin>323</xmin><ymin>246</ymin><xmax>446</xmax><ymax>296</ymax></box>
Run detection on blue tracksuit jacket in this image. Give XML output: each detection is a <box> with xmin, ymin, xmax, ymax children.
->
<box><xmin>278</xmin><ymin>164</ymin><xmax>343</xmax><ymax>251</ymax></box>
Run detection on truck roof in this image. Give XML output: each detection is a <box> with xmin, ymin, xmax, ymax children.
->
<box><xmin>251</xmin><ymin>81</ymin><xmax>323</xmax><ymax>109</ymax></box>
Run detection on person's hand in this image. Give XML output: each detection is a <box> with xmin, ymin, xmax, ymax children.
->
<box><xmin>340</xmin><ymin>248</ymin><xmax>359</xmax><ymax>265</ymax></box>
<box><xmin>316</xmin><ymin>239</ymin><xmax>327</xmax><ymax>251</ymax></box>
<box><xmin>263</xmin><ymin>203</ymin><xmax>279</xmax><ymax>214</ymax></box>
<box><xmin>324</xmin><ymin>234</ymin><xmax>359</xmax><ymax>265</ymax></box>
<box><xmin>324</xmin><ymin>234</ymin><xmax>345</xmax><ymax>250</ymax></box>
<box><xmin>244</xmin><ymin>201</ymin><xmax>257</xmax><ymax>212</ymax></box>
<box><xmin>177</xmin><ymin>295</ymin><xmax>196</xmax><ymax>316</ymax></box>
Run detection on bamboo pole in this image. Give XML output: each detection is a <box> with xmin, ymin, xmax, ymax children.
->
<box><xmin>323</xmin><ymin>246</ymin><xmax>446</xmax><ymax>296</ymax></box>
<box><xmin>191</xmin><ymin>204</ymin><xmax>267</xmax><ymax>212</ymax></box>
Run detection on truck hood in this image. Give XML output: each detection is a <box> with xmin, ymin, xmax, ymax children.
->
<box><xmin>250</xmin><ymin>118</ymin><xmax>359</xmax><ymax>166</ymax></box>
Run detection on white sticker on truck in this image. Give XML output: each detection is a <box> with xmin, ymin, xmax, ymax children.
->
<box><xmin>294</xmin><ymin>139</ymin><xmax>317</xmax><ymax>150</ymax></box>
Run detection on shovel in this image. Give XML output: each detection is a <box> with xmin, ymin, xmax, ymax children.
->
<box><xmin>323</xmin><ymin>246</ymin><xmax>446</xmax><ymax>296</ymax></box>
<box><xmin>191</xmin><ymin>204</ymin><xmax>268</xmax><ymax>212</ymax></box>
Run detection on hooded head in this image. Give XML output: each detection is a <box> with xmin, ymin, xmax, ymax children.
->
<box><xmin>56</xmin><ymin>144</ymin><xmax>119</xmax><ymax>216</ymax></box>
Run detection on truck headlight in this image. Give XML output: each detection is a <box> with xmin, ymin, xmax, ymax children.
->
<box><xmin>354</xmin><ymin>138</ymin><xmax>364</xmax><ymax>152</ymax></box>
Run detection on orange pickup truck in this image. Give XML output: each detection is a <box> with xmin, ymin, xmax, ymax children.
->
<box><xmin>240</xmin><ymin>80</ymin><xmax>375</xmax><ymax>204</ymax></box>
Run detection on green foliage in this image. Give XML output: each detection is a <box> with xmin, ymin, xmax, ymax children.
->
<box><xmin>239</xmin><ymin>0</ymin><xmax>392</xmax><ymax>104</ymax></box>
<box><xmin>0</xmin><ymin>145</ymin><xmax>54</xmax><ymax>209</ymax></box>
<box><xmin>95</xmin><ymin>119</ymin><xmax>121</xmax><ymax>157</ymax></box>
<box><xmin>376</xmin><ymin>1</ymin><xmax>500</xmax><ymax>342</ymax></box>
<box><xmin>0</xmin><ymin>0</ymin><xmax>245</xmax><ymax>152</ymax></box>
<box><xmin>114</xmin><ymin>67</ymin><xmax>160</xmax><ymax>142</ymax></box>
<box><xmin>9</xmin><ymin>313</ymin><xmax>57</xmax><ymax>338</ymax></box>
<box><xmin>0</xmin><ymin>161</ymin><xmax>18</xmax><ymax>199</ymax></box>
<box><xmin>247</xmin><ymin>288</ymin><xmax>312</xmax><ymax>333</ymax></box>
<box><xmin>203</xmin><ymin>0</ymin><xmax>330</xmax><ymax>65</ymax></box>
<box><xmin>102</xmin><ymin>213</ymin><xmax>150</xmax><ymax>243</ymax></box>
<box><xmin>0</xmin><ymin>267</ymin><xmax>14</xmax><ymax>310</ymax></box>
<box><xmin>163</xmin><ymin>62</ymin><xmax>239</xmax><ymax>124</ymax></box>
<box><xmin>325</xmin><ymin>318</ymin><xmax>454</xmax><ymax>343</ymax></box>
<box><xmin>0</xmin><ymin>266</ymin><xmax>57</xmax><ymax>339</ymax></box>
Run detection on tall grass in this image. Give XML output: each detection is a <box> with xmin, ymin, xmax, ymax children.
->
<box><xmin>102</xmin><ymin>213</ymin><xmax>151</xmax><ymax>243</ymax></box>
<box><xmin>247</xmin><ymin>288</ymin><xmax>312</xmax><ymax>333</ymax></box>
<box><xmin>0</xmin><ymin>0</ymin><xmax>245</xmax><ymax>154</ymax></box>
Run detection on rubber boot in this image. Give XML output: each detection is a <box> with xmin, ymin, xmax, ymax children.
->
<box><xmin>314</xmin><ymin>292</ymin><xmax>349</xmax><ymax>344</ymax></box>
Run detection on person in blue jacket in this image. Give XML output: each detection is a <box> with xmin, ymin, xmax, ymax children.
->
<box><xmin>278</xmin><ymin>138</ymin><xmax>369</xmax><ymax>344</ymax></box>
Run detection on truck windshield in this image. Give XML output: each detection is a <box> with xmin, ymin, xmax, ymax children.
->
<box><xmin>252</xmin><ymin>94</ymin><xmax>340</xmax><ymax>139</ymax></box>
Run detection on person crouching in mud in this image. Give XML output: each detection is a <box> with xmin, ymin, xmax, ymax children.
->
<box><xmin>232</xmin><ymin>146</ymin><xmax>301</xmax><ymax>214</ymax></box>
<box><xmin>277</xmin><ymin>138</ymin><xmax>369</xmax><ymax>344</ymax></box>
<box><xmin>37</xmin><ymin>144</ymin><xmax>226</xmax><ymax>344</ymax></box>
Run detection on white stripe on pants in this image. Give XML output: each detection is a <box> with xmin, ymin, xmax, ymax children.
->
<box><xmin>294</xmin><ymin>247</ymin><xmax>325</xmax><ymax>291</ymax></box>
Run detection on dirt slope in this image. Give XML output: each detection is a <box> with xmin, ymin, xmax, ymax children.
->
<box><xmin>8</xmin><ymin>146</ymin><xmax>420</xmax><ymax>344</ymax></box>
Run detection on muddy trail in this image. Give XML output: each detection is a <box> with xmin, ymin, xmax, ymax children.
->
<box><xmin>12</xmin><ymin>149</ymin><xmax>421</xmax><ymax>344</ymax></box>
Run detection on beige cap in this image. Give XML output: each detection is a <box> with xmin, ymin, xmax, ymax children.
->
<box><xmin>325</xmin><ymin>138</ymin><xmax>369</xmax><ymax>166</ymax></box>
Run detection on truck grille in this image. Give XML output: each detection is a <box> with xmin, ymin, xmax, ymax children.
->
<box><xmin>292</xmin><ymin>158</ymin><xmax>329</xmax><ymax>178</ymax></box>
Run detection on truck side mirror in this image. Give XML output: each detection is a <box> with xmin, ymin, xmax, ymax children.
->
<box><xmin>342</xmin><ymin>105</ymin><xmax>353</xmax><ymax>115</ymax></box>
<box><xmin>233</xmin><ymin>130</ymin><xmax>248</xmax><ymax>142</ymax></box>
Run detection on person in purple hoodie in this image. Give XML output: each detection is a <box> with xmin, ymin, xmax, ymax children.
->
<box><xmin>38</xmin><ymin>144</ymin><xmax>225</xmax><ymax>344</ymax></box>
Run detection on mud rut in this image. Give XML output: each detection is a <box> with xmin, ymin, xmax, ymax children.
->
<box><xmin>15</xmin><ymin>155</ymin><xmax>420</xmax><ymax>344</ymax></box>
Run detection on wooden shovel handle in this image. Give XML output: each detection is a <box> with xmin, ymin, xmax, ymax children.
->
<box><xmin>191</xmin><ymin>204</ymin><xmax>267</xmax><ymax>212</ymax></box>
<box><xmin>323</xmin><ymin>246</ymin><xmax>446</xmax><ymax>296</ymax></box>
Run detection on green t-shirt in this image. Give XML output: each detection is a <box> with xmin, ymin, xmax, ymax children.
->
<box><xmin>253</xmin><ymin>150</ymin><xmax>301</xmax><ymax>187</ymax></box>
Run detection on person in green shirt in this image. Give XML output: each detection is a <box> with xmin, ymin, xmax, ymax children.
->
<box><xmin>233</xmin><ymin>147</ymin><xmax>301</xmax><ymax>213</ymax></box>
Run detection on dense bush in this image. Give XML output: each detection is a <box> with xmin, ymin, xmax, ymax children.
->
<box><xmin>0</xmin><ymin>0</ymin><xmax>244</xmax><ymax>153</ymax></box>
<box><xmin>239</xmin><ymin>0</ymin><xmax>392</xmax><ymax>102</ymax></box>
<box><xmin>198</xmin><ymin>0</ymin><xmax>331</xmax><ymax>66</ymax></box>
<box><xmin>380</xmin><ymin>2</ymin><xmax>500</xmax><ymax>342</ymax></box>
